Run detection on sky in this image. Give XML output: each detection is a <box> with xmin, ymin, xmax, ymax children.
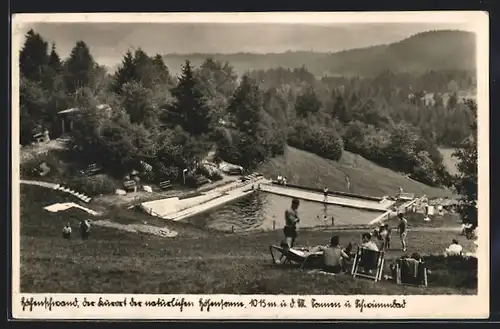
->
<box><xmin>16</xmin><ymin>22</ymin><xmax>473</xmax><ymax>68</ymax></box>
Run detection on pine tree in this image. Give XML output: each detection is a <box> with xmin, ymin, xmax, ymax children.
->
<box><xmin>224</xmin><ymin>75</ymin><xmax>276</xmax><ymax>168</ymax></box>
<box><xmin>133</xmin><ymin>48</ymin><xmax>156</xmax><ymax>89</ymax></box>
<box><xmin>228</xmin><ymin>75</ymin><xmax>263</xmax><ymax>135</ymax></box>
<box><xmin>19</xmin><ymin>29</ymin><xmax>49</xmax><ymax>83</ymax></box>
<box><xmin>112</xmin><ymin>50</ymin><xmax>138</xmax><ymax>93</ymax></box>
<box><xmin>295</xmin><ymin>86</ymin><xmax>321</xmax><ymax>117</ymax></box>
<box><xmin>48</xmin><ymin>42</ymin><xmax>62</xmax><ymax>73</ymax></box>
<box><xmin>332</xmin><ymin>94</ymin><xmax>348</xmax><ymax>122</ymax></box>
<box><xmin>168</xmin><ymin>60</ymin><xmax>212</xmax><ymax>136</ymax></box>
<box><xmin>64</xmin><ymin>41</ymin><xmax>97</xmax><ymax>93</ymax></box>
<box><xmin>152</xmin><ymin>54</ymin><xmax>172</xmax><ymax>86</ymax></box>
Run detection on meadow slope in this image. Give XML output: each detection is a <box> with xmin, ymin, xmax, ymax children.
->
<box><xmin>258</xmin><ymin>146</ymin><xmax>455</xmax><ymax>199</ymax></box>
<box><xmin>439</xmin><ymin>147</ymin><xmax>460</xmax><ymax>176</ymax></box>
<box><xmin>19</xmin><ymin>185</ymin><xmax>476</xmax><ymax>295</ymax></box>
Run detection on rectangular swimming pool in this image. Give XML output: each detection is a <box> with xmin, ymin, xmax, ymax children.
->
<box><xmin>186</xmin><ymin>191</ymin><xmax>385</xmax><ymax>232</ymax></box>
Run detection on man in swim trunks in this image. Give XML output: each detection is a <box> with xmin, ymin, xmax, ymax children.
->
<box><xmin>284</xmin><ymin>198</ymin><xmax>301</xmax><ymax>248</ymax></box>
<box><xmin>316</xmin><ymin>235</ymin><xmax>350</xmax><ymax>274</ymax></box>
<box><xmin>397</xmin><ymin>213</ymin><xmax>408</xmax><ymax>252</ymax></box>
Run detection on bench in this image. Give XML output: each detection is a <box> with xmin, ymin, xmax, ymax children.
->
<box><xmin>159</xmin><ymin>180</ymin><xmax>172</xmax><ymax>190</ymax></box>
<box><xmin>86</xmin><ymin>163</ymin><xmax>101</xmax><ymax>176</ymax></box>
<box><xmin>226</xmin><ymin>167</ymin><xmax>243</xmax><ymax>175</ymax></box>
<box><xmin>123</xmin><ymin>180</ymin><xmax>137</xmax><ymax>192</ymax></box>
<box><xmin>195</xmin><ymin>175</ymin><xmax>211</xmax><ymax>187</ymax></box>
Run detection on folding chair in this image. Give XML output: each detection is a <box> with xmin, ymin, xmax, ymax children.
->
<box><xmin>351</xmin><ymin>247</ymin><xmax>385</xmax><ymax>282</ymax></box>
<box><xmin>396</xmin><ymin>258</ymin><xmax>428</xmax><ymax>287</ymax></box>
<box><xmin>269</xmin><ymin>245</ymin><xmax>323</xmax><ymax>270</ymax></box>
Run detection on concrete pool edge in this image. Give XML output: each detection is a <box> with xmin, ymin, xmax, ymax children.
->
<box><xmin>259</xmin><ymin>184</ymin><xmax>395</xmax><ymax>212</ymax></box>
<box><xmin>141</xmin><ymin>176</ymin><xmax>271</xmax><ymax>221</ymax></box>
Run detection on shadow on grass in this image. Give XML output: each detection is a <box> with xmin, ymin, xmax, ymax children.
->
<box><xmin>423</xmin><ymin>255</ymin><xmax>477</xmax><ymax>289</ymax></box>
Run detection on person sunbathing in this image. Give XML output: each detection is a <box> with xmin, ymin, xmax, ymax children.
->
<box><xmin>361</xmin><ymin>232</ymin><xmax>379</xmax><ymax>251</ymax></box>
<box><xmin>309</xmin><ymin>236</ymin><xmax>350</xmax><ymax>274</ymax></box>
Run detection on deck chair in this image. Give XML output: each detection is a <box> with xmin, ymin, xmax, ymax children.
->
<box><xmin>396</xmin><ymin>258</ymin><xmax>428</xmax><ymax>287</ymax></box>
<box><xmin>269</xmin><ymin>245</ymin><xmax>323</xmax><ymax>270</ymax></box>
<box><xmin>351</xmin><ymin>247</ymin><xmax>385</xmax><ymax>282</ymax></box>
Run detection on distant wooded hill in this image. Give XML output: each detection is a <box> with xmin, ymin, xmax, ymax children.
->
<box><xmin>160</xmin><ymin>30</ymin><xmax>476</xmax><ymax>77</ymax></box>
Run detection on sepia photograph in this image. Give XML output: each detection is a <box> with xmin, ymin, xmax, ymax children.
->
<box><xmin>11</xmin><ymin>12</ymin><xmax>489</xmax><ymax>319</ymax></box>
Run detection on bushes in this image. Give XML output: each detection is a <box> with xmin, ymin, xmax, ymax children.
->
<box><xmin>20</xmin><ymin>150</ymin><xmax>66</xmax><ymax>179</ymax></box>
<box><xmin>196</xmin><ymin>165</ymin><xmax>223</xmax><ymax>182</ymax></box>
<box><xmin>343</xmin><ymin>120</ymin><xmax>447</xmax><ymax>186</ymax></box>
<box><xmin>153</xmin><ymin>162</ymin><xmax>179</xmax><ymax>182</ymax></box>
<box><xmin>287</xmin><ymin>119</ymin><xmax>343</xmax><ymax>161</ymax></box>
<box><xmin>66</xmin><ymin>174</ymin><xmax>120</xmax><ymax>196</ymax></box>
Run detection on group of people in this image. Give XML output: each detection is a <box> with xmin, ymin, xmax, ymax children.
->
<box><xmin>276</xmin><ymin>174</ymin><xmax>287</xmax><ymax>186</ymax></box>
<box><xmin>279</xmin><ymin>194</ymin><xmax>476</xmax><ymax>283</ymax></box>
<box><xmin>284</xmin><ymin>197</ymin><xmax>409</xmax><ymax>251</ymax></box>
<box><xmin>62</xmin><ymin>219</ymin><xmax>91</xmax><ymax>240</ymax></box>
<box><xmin>372</xmin><ymin>213</ymin><xmax>408</xmax><ymax>252</ymax></box>
<box><xmin>280</xmin><ymin>229</ymin><xmax>386</xmax><ymax>275</ymax></box>
<box><xmin>280</xmin><ymin>197</ymin><xmax>413</xmax><ymax>274</ymax></box>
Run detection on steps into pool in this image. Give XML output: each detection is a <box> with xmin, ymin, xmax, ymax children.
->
<box><xmin>53</xmin><ymin>184</ymin><xmax>92</xmax><ymax>203</ymax></box>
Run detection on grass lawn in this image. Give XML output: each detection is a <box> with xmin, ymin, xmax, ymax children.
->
<box><xmin>439</xmin><ymin>147</ymin><xmax>460</xmax><ymax>176</ymax></box>
<box><xmin>19</xmin><ymin>185</ymin><xmax>476</xmax><ymax>295</ymax></box>
<box><xmin>258</xmin><ymin>146</ymin><xmax>455</xmax><ymax>199</ymax></box>
<box><xmin>383</xmin><ymin>211</ymin><xmax>463</xmax><ymax>229</ymax></box>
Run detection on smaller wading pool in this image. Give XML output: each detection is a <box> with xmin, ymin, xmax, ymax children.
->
<box><xmin>186</xmin><ymin>191</ymin><xmax>385</xmax><ymax>232</ymax></box>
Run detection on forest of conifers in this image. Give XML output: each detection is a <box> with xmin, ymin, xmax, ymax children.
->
<box><xmin>20</xmin><ymin>29</ymin><xmax>477</xmax><ymax>188</ymax></box>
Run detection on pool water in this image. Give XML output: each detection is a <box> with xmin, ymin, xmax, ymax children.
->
<box><xmin>186</xmin><ymin>191</ymin><xmax>384</xmax><ymax>232</ymax></box>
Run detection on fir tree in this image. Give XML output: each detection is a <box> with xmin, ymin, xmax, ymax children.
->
<box><xmin>168</xmin><ymin>60</ymin><xmax>212</xmax><ymax>136</ymax></box>
<box><xmin>112</xmin><ymin>50</ymin><xmax>137</xmax><ymax>93</ymax></box>
<box><xmin>19</xmin><ymin>29</ymin><xmax>49</xmax><ymax>83</ymax></box>
<box><xmin>64</xmin><ymin>41</ymin><xmax>97</xmax><ymax>93</ymax></box>
<box><xmin>48</xmin><ymin>42</ymin><xmax>62</xmax><ymax>73</ymax></box>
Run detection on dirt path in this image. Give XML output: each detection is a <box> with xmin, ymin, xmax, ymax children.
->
<box><xmin>20</xmin><ymin>179</ymin><xmax>58</xmax><ymax>189</ymax></box>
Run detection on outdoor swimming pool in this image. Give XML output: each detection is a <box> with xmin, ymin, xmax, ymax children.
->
<box><xmin>186</xmin><ymin>191</ymin><xmax>385</xmax><ymax>232</ymax></box>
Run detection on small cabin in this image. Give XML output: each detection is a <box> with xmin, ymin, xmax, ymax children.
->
<box><xmin>56</xmin><ymin>104</ymin><xmax>111</xmax><ymax>136</ymax></box>
<box><xmin>57</xmin><ymin>107</ymin><xmax>81</xmax><ymax>135</ymax></box>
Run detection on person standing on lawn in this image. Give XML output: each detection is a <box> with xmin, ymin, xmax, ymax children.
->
<box><xmin>80</xmin><ymin>219</ymin><xmax>91</xmax><ymax>240</ymax></box>
<box><xmin>284</xmin><ymin>198</ymin><xmax>301</xmax><ymax>248</ymax></box>
<box><xmin>397</xmin><ymin>213</ymin><xmax>408</xmax><ymax>252</ymax></box>
<box><xmin>62</xmin><ymin>223</ymin><xmax>72</xmax><ymax>240</ymax></box>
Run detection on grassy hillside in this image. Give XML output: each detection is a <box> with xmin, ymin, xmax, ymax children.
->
<box><xmin>439</xmin><ymin>147</ymin><xmax>460</xmax><ymax>176</ymax></box>
<box><xmin>20</xmin><ymin>184</ymin><xmax>476</xmax><ymax>294</ymax></box>
<box><xmin>258</xmin><ymin>146</ymin><xmax>455</xmax><ymax>199</ymax></box>
<box><xmin>163</xmin><ymin>30</ymin><xmax>476</xmax><ymax>77</ymax></box>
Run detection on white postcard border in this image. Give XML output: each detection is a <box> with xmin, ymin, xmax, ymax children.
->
<box><xmin>10</xmin><ymin>11</ymin><xmax>490</xmax><ymax>320</ymax></box>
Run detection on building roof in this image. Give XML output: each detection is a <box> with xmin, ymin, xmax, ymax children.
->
<box><xmin>57</xmin><ymin>104</ymin><xmax>110</xmax><ymax>115</ymax></box>
<box><xmin>57</xmin><ymin>107</ymin><xmax>82</xmax><ymax>115</ymax></box>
